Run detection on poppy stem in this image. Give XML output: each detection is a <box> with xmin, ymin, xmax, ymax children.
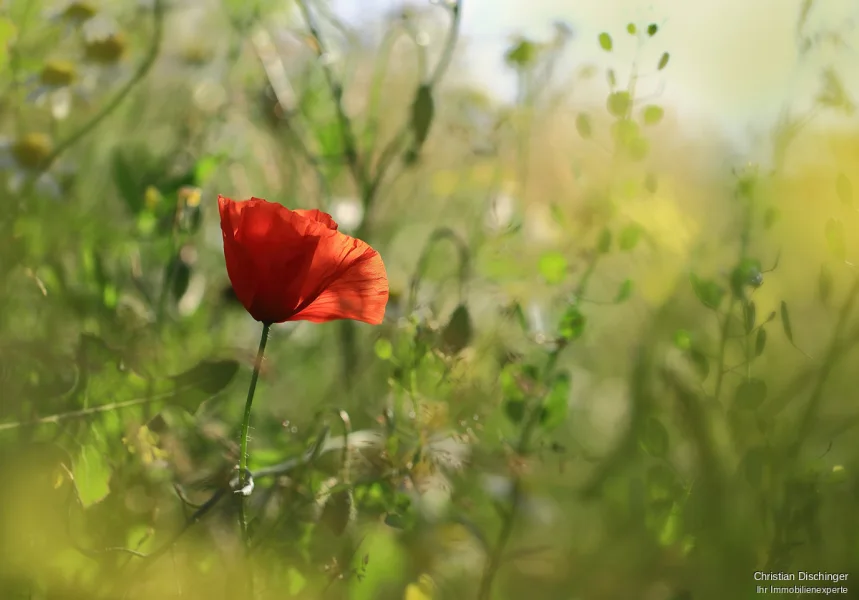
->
<box><xmin>237</xmin><ymin>322</ymin><xmax>271</xmax><ymax>541</ymax></box>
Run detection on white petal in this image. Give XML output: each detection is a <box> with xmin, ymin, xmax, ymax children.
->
<box><xmin>50</xmin><ymin>88</ymin><xmax>73</xmax><ymax>120</ymax></box>
<box><xmin>36</xmin><ymin>173</ymin><xmax>63</xmax><ymax>199</ymax></box>
<box><xmin>26</xmin><ymin>86</ymin><xmax>50</xmax><ymax>105</ymax></box>
<box><xmin>82</xmin><ymin>15</ymin><xmax>119</xmax><ymax>42</ymax></box>
<box><xmin>8</xmin><ymin>170</ymin><xmax>25</xmax><ymax>193</ymax></box>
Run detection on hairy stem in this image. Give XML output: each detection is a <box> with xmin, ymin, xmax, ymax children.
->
<box><xmin>238</xmin><ymin>323</ymin><xmax>271</xmax><ymax>541</ymax></box>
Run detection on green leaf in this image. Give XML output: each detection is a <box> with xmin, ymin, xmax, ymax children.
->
<box><xmin>825</xmin><ymin>218</ymin><xmax>847</xmax><ymax>260</ymax></box>
<box><xmin>836</xmin><ymin>172</ymin><xmax>853</xmax><ymax>207</ymax></box>
<box><xmin>441</xmin><ymin>304</ymin><xmax>473</xmax><ymax>355</ymax></box>
<box><xmin>627</xmin><ymin>23</ymin><xmax>637</xmax><ymax>35</ymax></box>
<box><xmin>657</xmin><ymin>52</ymin><xmax>670</xmax><ymax>70</ymax></box>
<box><xmin>168</xmin><ymin>256</ymin><xmax>191</xmax><ymax>303</ymax></box>
<box><xmin>320</xmin><ymin>489</ymin><xmax>353</xmax><ymax>535</ymax></box>
<box><xmin>688</xmin><ymin>349</ymin><xmax>709</xmax><ymax>381</ymax></box>
<box><xmin>647</xmin><ymin>23</ymin><xmax>659</xmax><ymax>36</ymax></box>
<box><xmin>642</xmin><ymin>105</ymin><xmax>664</xmax><ymax>125</ymax></box>
<box><xmin>540</xmin><ymin>372</ymin><xmax>571</xmax><ymax>431</ymax></box>
<box><xmin>755</xmin><ymin>329</ymin><xmax>767</xmax><ymax>357</ymax></box>
<box><xmin>598</xmin><ymin>32</ymin><xmax>613</xmax><ymax>51</ymax></box>
<box><xmin>287</xmin><ymin>567</ymin><xmax>307</xmax><ymax>595</ymax></box>
<box><xmin>619</xmin><ymin>223</ymin><xmax>642</xmax><ymax>250</ymax></box>
<box><xmin>73</xmin><ymin>444</ymin><xmax>111</xmax><ymax>508</ymax></box>
<box><xmin>744</xmin><ymin>301</ymin><xmax>756</xmax><ymax>334</ymax></box>
<box><xmin>194</xmin><ymin>155</ymin><xmax>223</xmax><ymax>186</ymax></box>
<box><xmin>558</xmin><ymin>305</ymin><xmax>586</xmax><ymax>342</ymax></box>
<box><xmin>645</xmin><ymin>172</ymin><xmax>658</xmax><ymax>193</ymax></box>
<box><xmin>167</xmin><ymin>359</ymin><xmax>241</xmax><ymax>413</ymax></box>
<box><xmin>374</xmin><ymin>338</ymin><xmax>393</xmax><ymax>361</ymax></box>
<box><xmin>597</xmin><ymin>228</ymin><xmax>612</xmax><ymax>253</ymax></box>
<box><xmin>763</xmin><ymin>207</ymin><xmax>780</xmax><ymax>229</ymax></box>
<box><xmin>504</xmin><ymin>399</ymin><xmax>526</xmax><ymax>423</ymax></box>
<box><xmin>500</xmin><ymin>363</ymin><xmax>526</xmax><ymax>403</ymax></box>
<box><xmin>575</xmin><ymin>113</ymin><xmax>593</xmax><ymax>139</ymax></box>
<box><xmin>734</xmin><ymin>378</ymin><xmax>767</xmax><ymax>410</ymax></box>
<box><xmin>607</xmin><ymin>91</ymin><xmax>631</xmax><ymax>117</ymax></box>
<box><xmin>641</xmin><ymin>417</ymin><xmax>669</xmax><ymax>458</ymax></box>
<box><xmin>819</xmin><ymin>264</ymin><xmax>833</xmax><ymax>305</ymax></box>
<box><xmin>689</xmin><ymin>274</ymin><xmax>725</xmax><ymax>310</ymax></box>
<box><xmin>612</xmin><ymin>118</ymin><xmax>640</xmax><ymax>146</ymax></box>
<box><xmin>609</xmin><ymin>119</ymin><xmax>649</xmax><ymax>161</ymax></box>
<box><xmin>730</xmin><ymin>258</ymin><xmax>764</xmax><ymax>295</ymax></box>
<box><xmin>384</xmin><ymin>512</ymin><xmax>407</xmax><ymax>529</ymax></box>
<box><xmin>615</xmin><ymin>279</ymin><xmax>634</xmax><ymax>303</ymax></box>
<box><xmin>410</xmin><ymin>84</ymin><xmax>435</xmax><ymax>148</ymax></box>
<box><xmin>673</xmin><ymin>330</ymin><xmax>692</xmax><ymax>350</ymax></box>
<box><xmin>538</xmin><ymin>251</ymin><xmax>568</xmax><ymax>284</ymax></box>
<box><xmin>505</xmin><ymin>39</ymin><xmax>538</xmax><ymax>67</ymax></box>
<box><xmin>549</xmin><ymin>202</ymin><xmax>568</xmax><ymax>226</ymax></box>
<box><xmin>315</xmin><ymin>120</ymin><xmax>346</xmax><ymax>159</ymax></box>
<box><xmin>111</xmin><ymin>150</ymin><xmax>145</xmax><ymax>215</ymax></box>
<box><xmin>184</xmin><ymin>201</ymin><xmax>203</xmax><ymax>234</ymax></box>
<box><xmin>780</xmin><ymin>301</ymin><xmax>793</xmax><ymax>342</ymax></box>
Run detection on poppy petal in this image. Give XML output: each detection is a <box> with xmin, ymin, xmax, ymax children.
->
<box><xmin>248</xmin><ymin>204</ymin><xmax>328</xmax><ymax>323</ymax></box>
<box><xmin>294</xmin><ymin>208</ymin><xmax>339</xmax><ymax>231</ymax></box>
<box><xmin>219</xmin><ymin>195</ymin><xmax>260</xmax><ymax>312</ymax></box>
<box><xmin>218</xmin><ymin>195</ymin><xmax>388</xmax><ymax>325</ymax></box>
<box><xmin>290</xmin><ymin>235</ymin><xmax>388</xmax><ymax>325</ymax></box>
<box><xmin>220</xmin><ymin>196</ymin><xmax>322</xmax><ymax>323</ymax></box>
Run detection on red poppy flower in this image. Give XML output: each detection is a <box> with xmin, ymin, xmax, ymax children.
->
<box><xmin>218</xmin><ymin>195</ymin><xmax>388</xmax><ymax>325</ymax></box>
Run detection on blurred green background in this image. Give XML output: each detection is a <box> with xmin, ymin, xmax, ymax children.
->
<box><xmin>1</xmin><ymin>0</ymin><xmax>858</xmax><ymax>599</ymax></box>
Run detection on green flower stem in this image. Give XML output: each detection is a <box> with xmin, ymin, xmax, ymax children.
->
<box><xmin>238</xmin><ymin>322</ymin><xmax>271</xmax><ymax>541</ymax></box>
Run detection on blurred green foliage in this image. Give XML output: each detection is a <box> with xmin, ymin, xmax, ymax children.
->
<box><xmin>1</xmin><ymin>1</ymin><xmax>858</xmax><ymax>599</ymax></box>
